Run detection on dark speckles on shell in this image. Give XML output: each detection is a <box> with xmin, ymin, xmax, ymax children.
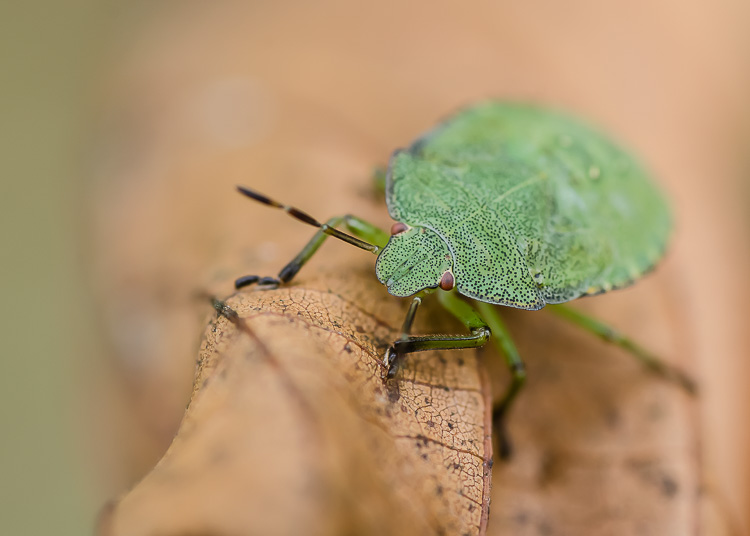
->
<box><xmin>375</xmin><ymin>226</ymin><xmax>453</xmax><ymax>297</ymax></box>
<box><xmin>378</xmin><ymin>101</ymin><xmax>672</xmax><ymax>308</ymax></box>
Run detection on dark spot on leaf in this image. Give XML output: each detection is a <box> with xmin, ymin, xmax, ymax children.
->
<box><xmin>538</xmin><ymin>521</ymin><xmax>553</xmax><ymax>535</ymax></box>
<box><xmin>513</xmin><ymin>511</ymin><xmax>528</xmax><ymax>525</ymax></box>
<box><xmin>605</xmin><ymin>407</ymin><xmax>620</xmax><ymax>428</ymax></box>
<box><xmin>539</xmin><ymin>450</ymin><xmax>563</xmax><ymax>486</ymax></box>
<box><xmin>210</xmin><ymin>447</ymin><xmax>229</xmax><ymax>465</ymax></box>
<box><xmin>648</xmin><ymin>401</ymin><xmax>665</xmax><ymax>421</ymax></box>
<box><xmin>661</xmin><ymin>475</ymin><xmax>678</xmax><ymax>497</ymax></box>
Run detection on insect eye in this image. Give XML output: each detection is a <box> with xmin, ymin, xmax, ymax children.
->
<box><xmin>439</xmin><ymin>271</ymin><xmax>455</xmax><ymax>291</ymax></box>
<box><xmin>390</xmin><ymin>222</ymin><xmax>409</xmax><ymax>235</ymax></box>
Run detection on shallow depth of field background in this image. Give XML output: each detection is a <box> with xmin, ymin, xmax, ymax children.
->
<box><xmin>2</xmin><ymin>1</ymin><xmax>749</xmax><ymax>534</ymax></box>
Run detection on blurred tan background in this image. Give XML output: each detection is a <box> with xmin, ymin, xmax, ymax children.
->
<box><xmin>2</xmin><ymin>1</ymin><xmax>749</xmax><ymax>534</ymax></box>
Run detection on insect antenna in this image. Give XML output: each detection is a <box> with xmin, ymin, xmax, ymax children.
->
<box><xmin>236</xmin><ymin>186</ymin><xmax>379</xmax><ymax>253</ymax></box>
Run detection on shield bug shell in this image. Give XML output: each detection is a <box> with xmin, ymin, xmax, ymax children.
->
<box><xmin>376</xmin><ymin>102</ymin><xmax>670</xmax><ymax>307</ymax></box>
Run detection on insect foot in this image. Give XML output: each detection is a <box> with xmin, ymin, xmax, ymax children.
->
<box><xmin>234</xmin><ymin>275</ymin><xmax>281</xmax><ymax>290</ymax></box>
<box><xmin>382</xmin><ymin>346</ymin><xmax>402</xmax><ymax>381</ymax></box>
<box><xmin>492</xmin><ymin>408</ymin><xmax>514</xmax><ymax>460</ymax></box>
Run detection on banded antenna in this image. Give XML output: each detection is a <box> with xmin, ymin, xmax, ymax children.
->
<box><xmin>236</xmin><ymin>186</ymin><xmax>379</xmax><ymax>253</ymax></box>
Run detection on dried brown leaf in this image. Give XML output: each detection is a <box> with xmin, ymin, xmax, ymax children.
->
<box><xmin>102</xmin><ymin>267</ymin><xmax>493</xmax><ymax>536</ymax></box>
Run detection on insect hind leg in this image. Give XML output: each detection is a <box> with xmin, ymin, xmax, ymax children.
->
<box><xmin>546</xmin><ymin>303</ymin><xmax>697</xmax><ymax>394</ymax></box>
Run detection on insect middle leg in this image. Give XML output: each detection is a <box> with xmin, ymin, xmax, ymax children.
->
<box><xmin>472</xmin><ymin>301</ymin><xmax>527</xmax><ymax>459</ymax></box>
<box><xmin>547</xmin><ymin>303</ymin><xmax>697</xmax><ymax>394</ymax></box>
<box><xmin>235</xmin><ymin>214</ymin><xmax>389</xmax><ymax>289</ymax></box>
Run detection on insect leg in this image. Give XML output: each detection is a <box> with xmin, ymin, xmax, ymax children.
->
<box><xmin>272</xmin><ymin>215</ymin><xmax>389</xmax><ymax>286</ymax></box>
<box><xmin>472</xmin><ymin>301</ymin><xmax>527</xmax><ymax>460</ymax></box>
<box><xmin>234</xmin><ymin>195</ymin><xmax>389</xmax><ymax>289</ymax></box>
<box><xmin>385</xmin><ymin>292</ymin><xmax>527</xmax><ymax>456</ymax></box>
<box><xmin>547</xmin><ymin>304</ymin><xmax>697</xmax><ymax>394</ymax></box>
<box><xmin>372</xmin><ymin>166</ymin><xmax>387</xmax><ymax>195</ymax></box>
<box><xmin>399</xmin><ymin>295</ymin><xmax>422</xmax><ymax>340</ymax></box>
<box><xmin>383</xmin><ymin>291</ymin><xmax>490</xmax><ymax>380</ymax></box>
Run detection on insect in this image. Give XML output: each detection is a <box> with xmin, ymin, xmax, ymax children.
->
<box><xmin>234</xmin><ymin>101</ymin><xmax>695</xmax><ymax>457</ymax></box>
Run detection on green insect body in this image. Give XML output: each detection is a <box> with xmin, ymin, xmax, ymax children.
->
<box><xmin>376</xmin><ymin>102</ymin><xmax>671</xmax><ymax>308</ymax></box>
<box><xmin>233</xmin><ymin>101</ymin><xmax>693</xmax><ymax>458</ymax></box>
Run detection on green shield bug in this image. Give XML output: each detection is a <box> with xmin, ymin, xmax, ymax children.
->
<box><xmin>234</xmin><ymin>101</ymin><xmax>695</xmax><ymax>457</ymax></box>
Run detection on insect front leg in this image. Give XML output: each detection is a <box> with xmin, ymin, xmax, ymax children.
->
<box><xmin>235</xmin><ymin>214</ymin><xmax>389</xmax><ymax>290</ymax></box>
<box><xmin>385</xmin><ymin>291</ymin><xmax>524</xmax><ymax>458</ymax></box>
<box><xmin>383</xmin><ymin>291</ymin><xmax>491</xmax><ymax>381</ymax></box>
